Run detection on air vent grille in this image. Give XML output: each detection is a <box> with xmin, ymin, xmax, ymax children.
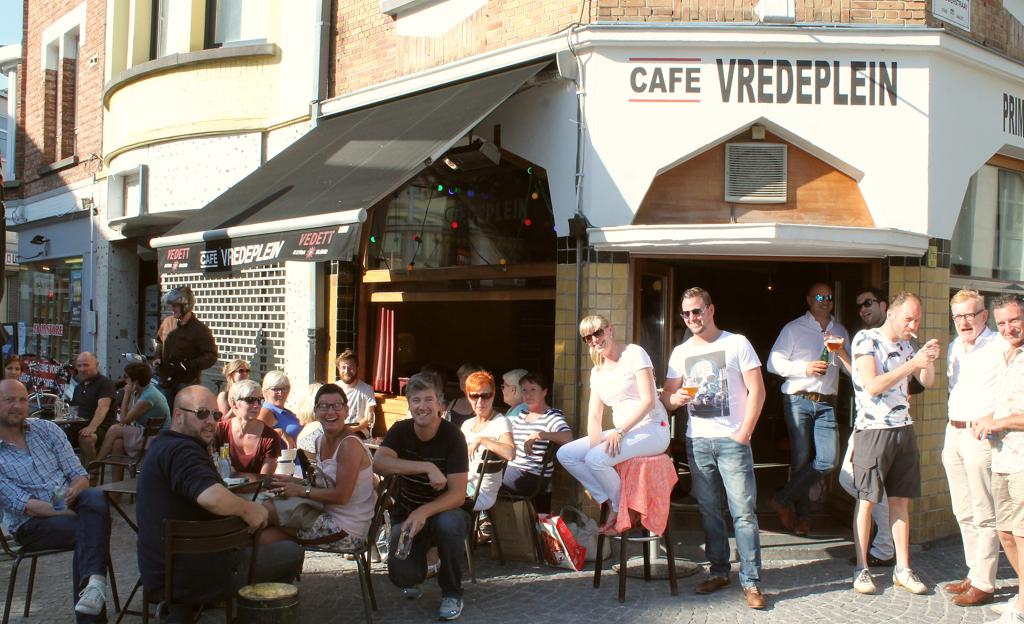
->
<box><xmin>725</xmin><ymin>143</ymin><xmax>787</xmax><ymax>203</ymax></box>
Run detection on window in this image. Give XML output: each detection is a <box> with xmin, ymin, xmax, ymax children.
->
<box><xmin>151</xmin><ymin>0</ymin><xmax>172</xmax><ymax>59</ymax></box>
<box><xmin>206</xmin><ymin>0</ymin><xmax>268</xmax><ymax>48</ymax></box>
<box><xmin>951</xmin><ymin>164</ymin><xmax>1024</xmax><ymax>282</ymax></box>
<box><xmin>16</xmin><ymin>259</ymin><xmax>83</xmax><ymax>364</ymax></box>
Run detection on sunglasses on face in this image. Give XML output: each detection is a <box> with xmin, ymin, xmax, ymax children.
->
<box><xmin>180</xmin><ymin>407</ymin><xmax>223</xmax><ymax>421</ymax></box>
<box><xmin>315</xmin><ymin>401</ymin><xmax>348</xmax><ymax>412</ymax></box>
<box><xmin>580</xmin><ymin>327</ymin><xmax>605</xmax><ymax>343</ymax></box>
<box><xmin>680</xmin><ymin>306</ymin><xmax>707</xmax><ymax>320</ymax></box>
<box><xmin>814</xmin><ymin>294</ymin><xmax>834</xmax><ymax>302</ymax></box>
<box><xmin>858</xmin><ymin>298</ymin><xmax>878</xmax><ymax>308</ymax></box>
<box><xmin>468</xmin><ymin>392</ymin><xmax>493</xmax><ymax>401</ymax></box>
<box><xmin>236</xmin><ymin>369</ymin><xmax>251</xmax><ymax>375</ymax></box>
<box><xmin>237</xmin><ymin>396</ymin><xmax>262</xmax><ymax>406</ymax></box>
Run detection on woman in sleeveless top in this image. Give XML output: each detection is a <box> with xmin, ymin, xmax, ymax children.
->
<box><xmin>444</xmin><ymin>363</ymin><xmax>482</xmax><ymax>429</ymax></box>
<box><xmin>557</xmin><ymin>314</ymin><xmax>671</xmax><ymax>535</ymax></box>
<box><xmin>262</xmin><ymin>383</ymin><xmax>376</xmax><ymax>549</ymax></box>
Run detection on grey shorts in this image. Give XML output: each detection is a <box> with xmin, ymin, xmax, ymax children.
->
<box><xmin>851</xmin><ymin>425</ymin><xmax>921</xmax><ymax>502</ymax></box>
<box><xmin>994</xmin><ymin>471</ymin><xmax>1024</xmax><ymax>537</ymax></box>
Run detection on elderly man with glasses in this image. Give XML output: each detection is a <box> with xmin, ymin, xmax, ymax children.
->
<box><xmin>136</xmin><ymin>385</ymin><xmax>304</xmax><ymax>623</ymax></box>
<box><xmin>766</xmin><ymin>283</ymin><xmax>851</xmax><ymax>537</ymax></box>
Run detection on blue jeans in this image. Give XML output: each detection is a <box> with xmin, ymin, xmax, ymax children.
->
<box><xmin>686</xmin><ymin>436</ymin><xmax>762</xmax><ymax>588</ymax></box>
<box><xmin>15</xmin><ymin>488</ymin><xmax>112</xmax><ymax>624</ymax></box>
<box><xmin>775</xmin><ymin>394</ymin><xmax>839</xmax><ymax>518</ymax></box>
<box><xmin>388</xmin><ymin>508</ymin><xmax>469</xmax><ymax>598</ymax></box>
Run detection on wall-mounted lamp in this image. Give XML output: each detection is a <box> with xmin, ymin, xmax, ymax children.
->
<box><xmin>29</xmin><ymin>235</ymin><xmax>50</xmax><ymax>246</ymax></box>
<box><xmin>19</xmin><ymin>235</ymin><xmax>52</xmax><ymax>261</ymax></box>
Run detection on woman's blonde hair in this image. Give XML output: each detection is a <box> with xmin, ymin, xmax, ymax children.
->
<box><xmin>295</xmin><ymin>383</ymin><xmax>324</xmax><ymax>426</ymax></box>
<box><xmin>221</xmin><ymin>359</ymin><xmax>250</xmax><ymax>393</ymax></box>
<box><xmin>579</xmin><ymin>314</ymin><xmax>610</xmax><ymax>369</ymax></box>
<box><xmin>261</xmin><ymin>370</ymin><xmax>290</xmax><ymax>391</ymax></box>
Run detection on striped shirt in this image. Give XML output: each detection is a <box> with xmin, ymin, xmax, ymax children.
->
<box><xmin>0</xmin><ymin>418</ymin><xmax>87</xmax><ymax>534</ymax></box>
<box><xmin>508</xmin><ymin>408</ymin><xmax>570</xmax><ymax>477</ymax></box>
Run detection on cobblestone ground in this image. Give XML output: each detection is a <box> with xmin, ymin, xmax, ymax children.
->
<box><xmin>1</xmin><ymin>516</ymin><xmax>1016</xmax><ymax>623</ymax></box>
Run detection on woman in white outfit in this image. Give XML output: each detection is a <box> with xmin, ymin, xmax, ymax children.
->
<box><xmin>557</xmin><ymin>314</ymin><xmax>671</xmax><ymax>535</ymax></box>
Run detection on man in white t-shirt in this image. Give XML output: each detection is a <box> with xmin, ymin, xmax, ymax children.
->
<box><xmin>941</xmin><ymin>290</ymin><xmax>1004</xmax><ymax>607</ymax></box>
<box><xmin>661</xmin><ymin>287</ymin><xmax>767</xmax><ymax>610</ymax></box>
<box><xmin>849</xmin><ymin>291</ymin><xmax>939</xmax><ymax>596</ymax></box>
<box><xmin>766</xmin><ymin>282</ymin><xmax>850</xmax><ymax>536</ymax></box>
<box><xmin>335</xmin><ymin>350</ymin><xmax>377</xmax><ymax>438</ymax></box>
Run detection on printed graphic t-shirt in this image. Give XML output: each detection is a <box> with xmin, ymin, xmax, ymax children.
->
<box><xmin>851</xmin><ymin>327</ymin><xmax>914</xmax><ymax>430</ymax></box>
<box><xmin>666</xmin><ymin>331</ymin><xmax>762</xmax><ymax>439</ymax></box>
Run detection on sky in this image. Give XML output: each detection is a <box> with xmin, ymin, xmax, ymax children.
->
<box><xmin>0</xmin><ymin>0</ymin><xmax>23</xmax><ymax>91</ymax></box>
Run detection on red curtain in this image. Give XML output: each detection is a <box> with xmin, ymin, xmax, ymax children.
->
<box><xmin>372</xmin><ymin>307</ymin><xmax>395</xmax><ymax>394</ymax></box>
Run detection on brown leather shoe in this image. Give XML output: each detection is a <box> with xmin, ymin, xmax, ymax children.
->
<box><xmin>943</xmin><ymin>578</ymin><xmax>971</xmax><ymax>594</ymax></box>
<box><xmin>953</xmin><ymin>586</ymin><xmax>994</xmax><ymax>607</ymax></box>
<box><xmin>695</xmin><ymin>576</ymin><xmax>731</xmax><ymax>594</ymax></box>
<box><xmin>768</xmin><ymin>498</ymin><xmax>796</xmax><ymax>532</ymax></box>
<box><xmin>794</xmin><ymin>517</ymin><xmax>811</xmax><ymax>537</ymax></box>
<box><xmin>744</xmin><ymin>586</ymin><xmax>767</xmax><ymax>609</ymax></box>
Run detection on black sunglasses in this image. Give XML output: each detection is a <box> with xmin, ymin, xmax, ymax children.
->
<box><xmin>179</xmin><ymin>407</ymin><xmax>223</xmax><ymax>421</ymax></box>
<box><xmin>581</xmin><ymin>327</ymin><xmax>605</xmax><ymax>343</ymax></box>
<box><xmin>858</xmin><ymin>298</ymin><xmax>878</xmax><ymax>308</ymax></box>
<box><xmin>468</xmin><ymin>392</ymin><xmax>493</xmax><ymax>401</ymax></box>
<box><xmin>236</xmin><ymin>396</ymin><xmax>262</xmax><ymax>405</ymax></box>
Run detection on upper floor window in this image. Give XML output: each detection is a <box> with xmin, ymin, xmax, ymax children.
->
<box><xmin>952</xmin><ymin>164</ymin><xmax>1024</xmax><ymax>282</ymax></box>
<box><xmin>151</xmin><ymin>0</ymin><xmax>172</xmax><ymax>59</ymax></box>
<box><xmin>205</xmin><ymin>0</ymin><xmax>268</xmax><ymax>48</ymax></box>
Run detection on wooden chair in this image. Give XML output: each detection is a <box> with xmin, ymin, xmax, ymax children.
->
<box><xmin>89</xmin><ymin>416</ymin><xmax>167</xmax><ymax>485</ymax></box>
<box><xmin>464</xmin><ymin>449</ymin><xmax>507</xmax><ymax>583</ymax></box>
<box><xmin>493</xmin><ymin>443</ymin><xmax>559</xmax><ymax>564</ymax></box>
<box><xmin>141</xmin><ymin>516</ymin><xmax>260</xmax><ymax>623</ymax></box>
<box><xmin>2</xmin><ymin>525</ymin><xmax>120</xmax><ymax>624</ymax></box>
<box><xmin>298</xmin><ymin>475</ymin><xmax>396</xmax><ymax>624</ymax></box>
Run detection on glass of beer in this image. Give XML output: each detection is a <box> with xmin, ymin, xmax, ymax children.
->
<box><xmin>824</xmin><ymin>334</ymin><xmax>844</xmax><ymax>366</ymax></box>
<box><xmin>681</xmin><ymin>378</ymin><xmax>699</xmax><ymax>398</ymax></box>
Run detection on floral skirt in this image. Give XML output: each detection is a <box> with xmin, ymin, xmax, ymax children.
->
<box><xmin>296</xmin><ymin>513</ymin><xmax>366</xmax><ymax>551</ymax></box>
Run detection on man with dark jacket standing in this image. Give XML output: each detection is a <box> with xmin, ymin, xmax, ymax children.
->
<box><xmin>155</xmin><ymin>287</ymin><xmax>217</xmax><ymax>407</ymax></box>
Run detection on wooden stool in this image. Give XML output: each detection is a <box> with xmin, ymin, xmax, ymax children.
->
<box><xmin>592</xmin><ymin>454</ymin><xmax>679</xmax><ymax>603</ymax></box>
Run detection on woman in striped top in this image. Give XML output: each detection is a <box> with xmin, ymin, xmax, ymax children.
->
<box><xmin>501</xmin><ymin>372</ymin><xmax>573</xmax><ymax>498</ymax></box>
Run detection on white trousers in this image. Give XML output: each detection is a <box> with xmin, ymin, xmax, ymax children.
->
<box><xmin>557</xmin><ymin>421</ymin><xmax>670</xmax><ymax>512</ymax></box>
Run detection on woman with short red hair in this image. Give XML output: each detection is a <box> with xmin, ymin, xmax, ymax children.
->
<box><xmin>460</xmin><ymin>371</ymin><xmax>515</xmax><ymax>512</ymax></box>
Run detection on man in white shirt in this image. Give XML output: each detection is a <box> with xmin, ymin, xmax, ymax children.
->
<box><xmin>335</xmin><ymin>349</ymin><xmax>377</xmax><ymax>438</ymax></box>
<box><xmin>662</xmin><ymin>287</ymin><xmax>767</xmax><ymax>610</ymax></box>
<box><xmin>942</xmin><ymin>290</ymin><xmax>1004</xmax><ymax>607</ymax></box>
<box><xmin>849</xmin><ymin>291</ymin><xmax>939</xmax><ymax>596</ymax></box>
<box><xmin>767</xmin><ymin>283</ymin><xmax>850</xmax><ymax>536</ymax></box>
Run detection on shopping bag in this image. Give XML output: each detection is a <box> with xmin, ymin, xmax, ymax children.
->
<box><xmin>488</xmin><ymin>499</ymin><xmax>539</xmax><ymax>562</ymax></box>
<box><xmin>560</xmin><ymin>505</ymin><xmax>599</xmax><ymax>561</ymax></box>
<box><xmin>537</xmin><ymin>513</ymin><xmax>586</xmax><ymax>571</ymax></box>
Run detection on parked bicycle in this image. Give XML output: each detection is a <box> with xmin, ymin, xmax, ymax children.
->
<box><xmin>23</xmin><ymin>355</ymin><xmax>75</xmax><ymax>420</ymax></box>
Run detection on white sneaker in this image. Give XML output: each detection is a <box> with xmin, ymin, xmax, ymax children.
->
<box><xmin>982</xmin><ymin>608</ymin><xmax>1013</xmax><ymax>624</ymax></box>
<box><xmin>853</xmin><ymin>568</ymin><xmax>877</xmax><ymax>594</ymax></box>
<box><xmin>892</xmin><ymin>568</ymin><xmax>928</xmax><ymax>595</ymax></box>
<box><xmin>993</xmin><ymin>595</ymin><xmax>1019</xmax><ymax>616</ymax></box>
<box><xmin>74</xmin><ymin>581</ymin><xmax>106</xmax><ymax>616</ymax></box>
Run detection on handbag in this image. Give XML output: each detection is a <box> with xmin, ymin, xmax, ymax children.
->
<box><xmin>537</xmin><ymin>513</ymin><xmax>587</xmax><ymax>571</ymax></box>
<box><xmin>271</xmin><ymin>495</ymin><xmax>325</xmax><ymax>530</ymax></box>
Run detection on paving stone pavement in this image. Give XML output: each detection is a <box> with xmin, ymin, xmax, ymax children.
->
<box><xmin>1</xmin><ymin>515</ymin><xmax>1017</xmax><ymax>623</ymax></box>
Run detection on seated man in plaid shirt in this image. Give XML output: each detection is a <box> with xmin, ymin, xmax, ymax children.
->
<box><xmin>0</xmin><ymin>379</ymin><xmax>112</xmax><ymax>622</ymax></box>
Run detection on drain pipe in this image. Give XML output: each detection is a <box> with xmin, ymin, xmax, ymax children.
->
<box><xmin>310</xmin><ymin>0</ymin><xmax>332</xmax><ymax>127</ymax></box>
<box><xmin>567</xmin><ymin>24</ymin><xmax>589</xmax><ymax>438</ymax></box>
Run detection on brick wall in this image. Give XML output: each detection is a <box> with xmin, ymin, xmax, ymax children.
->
<box><xmin>15</xmin><ymin>0</ymin><xmax>105</xmax><ymax>200</ymax></box>
<box><xmin>58</xmin><ymin>56</ymin><xmax>77</xmax><ymax>160</ymax></box>
<box><xmin>929</xmin><ymin>0</ymin><xmax>1024</xmax><ymax>64</ymax></box>
<box><xmin>331</xmin><ymin>0</ymin><xmax>591</xmax><ymax>96</ymax></box>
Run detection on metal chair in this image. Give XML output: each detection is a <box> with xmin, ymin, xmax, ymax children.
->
<box><xmin>141</xmin><ymin>516</ymin><xmax>260</xmax><ymax>623</ymax></box>
<box><xmin>1</xmin><ymin>524</ymin><xmax>120</xmax><ymax>624</ymax></box>
<box><xmin>298</xmin><ymin>475</ymin><xmax>397</xmax><ymax>624</ymax></box>
<box><xmin>492</xmin><ymin>443</ymin><xmax>559</xmax><ymax>564</ymax></box>
<box><xmin>464</xmin><ymin>449</ymin><xmax>508</xmax><ymax>583</ymax></box>
<box><xmin>88</xmin><ymin>416</ymin><xmax>167</xmax><ymax>485</ymax></box>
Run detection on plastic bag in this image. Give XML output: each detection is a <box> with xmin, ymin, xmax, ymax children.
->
<box><xmin>560</xmin><ymin>505</ymin><xmax>599</xmax><ymax>561</ymax></box>
<box><xmin>537</xmin><ymin>513</ymin><xmax>586</xmax><ymax>571</ymax></box>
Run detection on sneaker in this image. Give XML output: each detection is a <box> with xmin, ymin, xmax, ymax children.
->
<box><xmin>439</xmin><ymin>596</ymin><xmax>464</xmax><ymax>621</ymax></box>
<box><xmin>892</xmin><ymin>567</ymin><xmax>929</xmax><ymax>595</ymax></box>
<box><xmin>401</xmin><ymin>586</ymin><xmax>423</xmax><ymax>601</ymax></box>
<box><xmin>853</xmin><ymin>568</ymin><xmax>877</xmax><ymax>594</ymax></box>
<box><xmin>983</xmin><ymin>609</ymin><xmax>1012</xmax><ymax>624</ymax></box>
<box><xmin>994</xmin><ymin>595</ymin><xmax>1019</xmax><ymax>616</ymax></box>
<box><xmin>74</xmin><ymin>581</ymin><xmax>106</xmax><ymax>616</ymax></box>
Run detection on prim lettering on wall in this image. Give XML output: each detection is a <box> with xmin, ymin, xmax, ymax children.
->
<box><xmin>1004</xmin><ymin>93</ymin><xmax>1024</xmax><ymax>138</ymax></box>
<box><xmin>628</xmin><ymin>57</ymin><xmax>898</xmax><ymax>106</ymax></box>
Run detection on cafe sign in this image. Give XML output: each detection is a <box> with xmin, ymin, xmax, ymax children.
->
<box><xmin>628</xmin><ymin>57</ymin><xmax>898</xmax><ymax>107</ymax></box>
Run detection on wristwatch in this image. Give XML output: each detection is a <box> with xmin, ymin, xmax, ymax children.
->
<box><xmin>614</xmin><ymin>428</ymin><xmax>625</xmax><ymax>437</ymax></box>
<box><xmin>304</xmin><ymin>484</ymin><xmax>312</xmax><ymax>498</ymax></box>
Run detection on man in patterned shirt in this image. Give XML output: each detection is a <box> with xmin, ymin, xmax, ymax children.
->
<box><xmin>972</xmin><ymin>294</ymin><xmax>1024</xmax><ymax>624</ymax></box>
<box><xmin>0</xmin><ymin>379</ymin><xmax>112</xmax><ymax>622</ymax></box>
<box><xmin>849</xmin><ymin>291</ymin><xmax>939</xmax><ymax>596</ymax></box>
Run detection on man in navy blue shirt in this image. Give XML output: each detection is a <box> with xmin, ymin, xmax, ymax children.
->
<box><xmin>0</xmin><ymin>379</ymin><xmax>112</xmax><ymax>622</ymax></box>
<box><xmin>136</xmin><ymin>385</ymin><xmax>303</xmax><ymax>622</ymax></box>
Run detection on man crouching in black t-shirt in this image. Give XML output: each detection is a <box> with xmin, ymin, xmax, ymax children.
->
<box><xmin>374</xmin><ymin>372</ymin><xmax>469</xmax><ymax>621</ymax></box>
<box><xmin>136</xmin><ymin>385</ymin><xmax>304</xmax><ymax>623</ymax></box>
